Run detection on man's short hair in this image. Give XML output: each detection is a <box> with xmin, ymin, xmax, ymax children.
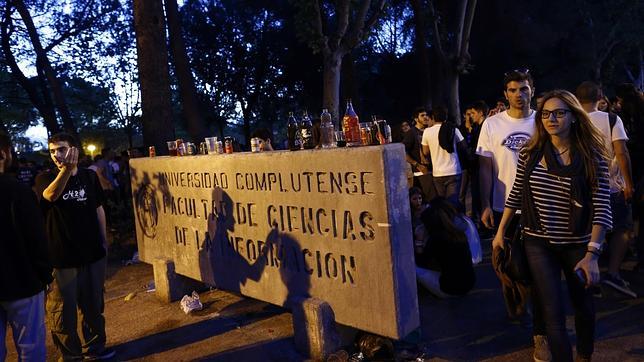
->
<box><xmin>412</xmin><ymin>107</ymin><xmax>427</xmax><ymax>120</ymax></box>
<box><xmin>467</xmin><ymin>100</ymin><xmax>489</xmax><ymax>115</ymax></box>
<box><xmin>48</xmin><ymin>132</ymin><xmax>78</xmax><ymax>147</ymax></box>
<box><xmin>430</xmin><ymin>105</ymin><xmax>448</xmax><ymax>123</ymax></box>
<box><xmin>503</xmin><ymin>69</ymin><xmax>534</xmax><ymax>90</ymax></box>
<box><xmin>251</xmin><ymin>128</ymin><xmax>273</xmax><ymax>142</ymax></box>
<box><xmin>575</xmin><ymin>81</ymin><xmax>602</xmax><ymax>103</ymax></box>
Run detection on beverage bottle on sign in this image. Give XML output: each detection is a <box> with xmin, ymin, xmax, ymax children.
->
<box><xmin>320</xmin><ymin>108</ymin><xmax>335</xmax><ymax>148</ymax></box>
<box><xmin>370</xmin><ymin>116</ymin><xmax>380</xmax><ymax>145</ymax></box>
<box><xmin>300</xmin><ymin>110</ymin><xmax>315</xmax><ymax>149</ymax></box>
<box><xmin>287</xmin><ymin>112</ymin><xmax>301</xmax><ymax>151</ymax></box>
<box><xmin>342</xmin><ymin>100</ymin><xmax>361</xmax><ymax>146</ymax></box>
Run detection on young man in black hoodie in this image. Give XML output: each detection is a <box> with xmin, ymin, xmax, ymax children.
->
<box><xmin>35</xmin><ymin>133</ymin><xmax>115</xmax><ymax>361</ymax></box>
<box><xmin>0</xmin><ymin>131</ymin><xmax>52</xmax><ymax>360</ymax></box>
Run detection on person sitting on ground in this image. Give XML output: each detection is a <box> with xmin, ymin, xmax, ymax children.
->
<box><xmin>415</xmin><ymin>197</ymin><xmax>476</xmax><ymax>298</ymax></box>
<box><xmin>250</xmin><ymin>128</ymin><xmax>275</xmax><ymax>151</ymax></box>
<box><xmin>409</xmin><ymin>187</ymin><xmax>429</xmax><ymax>256</ymax></box>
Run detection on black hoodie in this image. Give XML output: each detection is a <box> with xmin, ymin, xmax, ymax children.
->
<box><xmin>0</xmin><ymin>174</ymin><xmax>52</xmax><ymax>301</ymax></box>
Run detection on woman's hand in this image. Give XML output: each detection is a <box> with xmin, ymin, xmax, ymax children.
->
<box><xmin>492</xmin><ymin>231</ymin><xmax>504</xmax><ymax>250</ymax></box>
<box><xmin>574</xmin><ymin>253</ymin><xmax>600</xmax><ymax>288</ymax></box>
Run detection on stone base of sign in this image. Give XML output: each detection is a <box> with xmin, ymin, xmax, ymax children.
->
<box><xmin>292</xmin><ymin>297</ymin><xmax>341</xmax><ymax>360</ymax></box>
<box><xmin>153</xmin><ymin>257</ymin><xmax>203</xmax><ymax>302</ymax></box>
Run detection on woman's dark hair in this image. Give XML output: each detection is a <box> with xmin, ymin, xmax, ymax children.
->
<box><xmin>421</xmin><ymin>197</ymin><xmax>467</xmax><ymax>247</ymax></box>
<box><xmin>615</xmin><ymin>83</ymin><xmax>644</xmax><ymax>132</ymax></box>
<box><xmin>408</xmin><ymin>186</ymin><xmax>422</xmax><ymax>198</ymax></box>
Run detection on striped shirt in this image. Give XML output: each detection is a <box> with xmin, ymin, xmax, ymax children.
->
<box><xmin>506</xmin><ymin>152</ymin><xmax>612</xmax><ymax>244</ymax></box>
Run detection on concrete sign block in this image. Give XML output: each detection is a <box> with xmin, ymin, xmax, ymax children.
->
<box><xmin>130</xmin><ymin>144</ymin><xmax>419</xmax><ymax>338</ymax></box>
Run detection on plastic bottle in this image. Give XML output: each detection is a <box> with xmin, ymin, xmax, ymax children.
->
<box><xmin>320</xmin><ymin>108</ymin><xmax>335</xmax><ymax>148</ymax></box>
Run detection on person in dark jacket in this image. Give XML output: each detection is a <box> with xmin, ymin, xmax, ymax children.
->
<box><xmin>0</xmin><ymin>131</ymin><xmax>52</xmax><ymax>361</ymax></box>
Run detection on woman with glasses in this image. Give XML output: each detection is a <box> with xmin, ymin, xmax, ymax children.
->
<box><xmin>493</xmin><ymin>90</ymin><xmax>611</xmax><ymax>361</ymax></box>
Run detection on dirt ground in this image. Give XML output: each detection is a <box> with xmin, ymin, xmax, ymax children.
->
<box><xmin>5</xmin><ymin>237</ymin><xmax>644</xmax><ymax>361</ymax></box>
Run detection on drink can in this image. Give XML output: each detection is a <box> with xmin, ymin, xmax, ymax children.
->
<box><xmin>176</xmin><ymin>139</ymin><xmax>185</xmax><ymax>156</ymax></box>
<box><xmin>148</xmin><ymin>146</ymin><xmax>156</xmax><ymax>157</ymax></box>
<box><xmin>224</xmin><ymin>137</ymin><xmax>234</xmax><ymax>154</ymax></box>
<box><xmin>215</xmin><ymin>141</ymin><xmax>223</xmax><ymax>154</ymax></box>
<box><xmin>186</xmin><ymin>142</ymin><xmax>197</xmax><ymax>155</ymax></box>
<box><xmin>251</xmin><ymin>137</ymin><xmax>261</xmax><ymax>153</ymax></box>
<box><xmin>384</xmin><ymin>124</ymin><xmax>392</xmax><ymax>143</ymax></box>
<box><xmin>199</xmin><ymin>142</ymin><xmax>207</xmax><ymax>155</ymax></box>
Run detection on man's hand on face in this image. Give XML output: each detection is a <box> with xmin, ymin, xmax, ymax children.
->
<box><xmin>60</xmin><ymin>147</ymin><xmax>78</xmax><ymax>171</ymax></box>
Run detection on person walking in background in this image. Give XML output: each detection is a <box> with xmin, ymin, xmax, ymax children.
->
<box><xmin>403</xmin><ymin>107</ymin><xmax>436</xmax><ymax>201</ymax></box>
<box><xmin>495</xmin><ymin>90</ymin><xmax>612</xmax><ymax>361</ymax></box>
<box><xmin>476</xmin><ymin>69</ymin><xmax>549</xmax><ymax>361</ymax></box>
<box><xmin>460</xmin><ymin>101</ymin><xmax>488</xmax><ymax>221</ymax></box>
<box><xmin>0</xmin><ymin>131</ymin><xmax>52</xmax><ymax>361</ymax></box>
<box><xmin>35</xmin><ymin>133</ymin><xmax>115</xmax><ymax>361</ymax></box>
<box><xmin>576</xmin><ymin>81</ymin><xmax>636</xmax><ymax>297</ymax></box>
<box><xmin>421</xmin><ymin>105</ymin><xmax>466</xmax><ymax>207</ymax></box>
<box><xmin>614</xmin><ymin>83</ymin><xmax>644</xmax><ymax>273</ymax></box>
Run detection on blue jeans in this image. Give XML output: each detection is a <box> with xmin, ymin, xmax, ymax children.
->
<box><xmin>524</xmin><ymin>235</ymin><xmax>595</xmax><ymax>361</ymax></box>
<box><xmin>0</xmin><ymin>291</ymin><xmax>46</xmax><ymax>361</ymax></box>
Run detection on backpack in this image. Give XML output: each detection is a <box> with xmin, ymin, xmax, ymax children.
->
<box><xmin>608</xmin><ymin>112</ymin><xmax>617</xmax><ymax>133</ymax></box>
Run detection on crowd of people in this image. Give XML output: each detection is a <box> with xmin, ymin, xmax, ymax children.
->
<box><xmin>1</xmin><ymin>68</ymin><xmax>643</xmax><ymax>361</ymax></box>
<box><xmin>403</xmin><ymin>69</ymin><xmax>643</xmax><ymax>361</ymax></box>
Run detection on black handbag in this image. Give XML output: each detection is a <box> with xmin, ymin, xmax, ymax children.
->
<box><xmin>503</xmin><ymin>226</ymin><xmax>532</xmax><ymax>283</ymax></box>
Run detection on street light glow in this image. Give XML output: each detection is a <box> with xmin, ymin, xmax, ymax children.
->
<box><xmin>87</xmin><ymin>144</ymin><xmax>96</xmax><ymax>157</ymax></box>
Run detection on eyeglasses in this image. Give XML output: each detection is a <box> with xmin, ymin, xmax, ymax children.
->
<box><xmin>504</xmin><ymin>68</ymin><xmax>530</xmax><ymax>77</ymax></box>
<box><xmin>541</xmin><ymin>109</ymin><xmax>571</xmax><ymax>120</ymax></box>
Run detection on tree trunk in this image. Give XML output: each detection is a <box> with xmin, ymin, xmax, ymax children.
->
<box><xmin>447</xmin><ymin>68</ymin><xmax>461</xmax><ymax>125</ymax></box>
<box><xmin>133</xmin><ymin>0</ymin><xmax>175</xmax><ymax>154</ymax></box>
<box><xmin>164</xmin><ymin>0</ymin><xmax>207</xmax><ymax>143</ymax></box>
<box><xmin>323</xmin><ymin>53</ymin><xmax>343</xmax><ymax>124</ymax></box>
<box><xmin>341</xmin><ymin>52</ymin><xmax>359</xmax><ymax>113</ymax></box>
<box><xmin>13</xmin><ymin>0</ymin><xmax>76</xmax><ymax>134</ymax></box>
<box><xmin>241</xmin><ymin>102</ymin><xmax>252</xmax><ymax>147</ymax></box>
<box><xmin>410</xmin><ymin>0</ymin><xmax>432</xmax><ymax>109</ymax></box>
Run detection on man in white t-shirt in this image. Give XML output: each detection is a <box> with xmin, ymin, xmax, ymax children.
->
<box><xmin>421</xmin><ymin>105</ymin><xmax>466</xmax><ymax>207</ymax></box>
<box><xmin>576</xmin><ymin>81</ymin><xmax>636</xmax><ymax>298</ymax></box>
<box><xmin>477</xmin><ymin>71</ymin><xmax>536</xmax><ymax>229</ymax></box>
<box><xmin>477</xmin><ymin>69</ymin><xmax>549</xmax><ymax>362</ymax></box>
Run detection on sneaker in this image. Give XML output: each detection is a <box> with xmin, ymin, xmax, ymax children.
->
<box><xmin>602</xmin><ymin>274</ymin><xmax>638</xmax><ymax>298</ymax></box>
<box><xmin>533</xmin><ymin>335</ymin><xmax>552</xmax><ymax>362</ymax></box>
<box><xmin>84</xmin><ymin>348</ymin><xmax>116</xmax><ymax>361</ymax></box>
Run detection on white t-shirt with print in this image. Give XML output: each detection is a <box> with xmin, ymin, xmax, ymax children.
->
<box><xmin>421</xmin><ymin>123</ymin><xmax>464</xmax><ymax>177</ymax></box>
<box><xmin>588</xmin><ymin>111</ymin><xmax>628</xmax><ymax>193</ymax></box>
<box><xmin>476</xmin><ymin>110</ymin><xmax>535</xmax><ymax>212</ymax></box>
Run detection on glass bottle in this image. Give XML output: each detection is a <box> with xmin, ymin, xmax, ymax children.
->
<box><xmin>342</xmin><ymin>100</ymin><xmax>361</xmax><ymax>146</ymax></box>
<box><xmin>287</xmin><ymin>112</ymin><xmax>301</xmax><ymax>151</ymax></box>
<box><xmin>300</xmin><ymin>110</ymin><xmax>315</xmax><ymax>149</ymax></box>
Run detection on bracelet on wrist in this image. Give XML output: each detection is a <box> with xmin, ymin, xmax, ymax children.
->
<box><xmin>586</xmin><ymin>249</ymin><xmax>601</xmax><ymax>257</ymax></box>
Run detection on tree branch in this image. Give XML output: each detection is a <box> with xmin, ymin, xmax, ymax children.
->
<box><xmin>331</xmin><ymin>0</ymin><xmax>351</xmax><ymax>52</ymax></box>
